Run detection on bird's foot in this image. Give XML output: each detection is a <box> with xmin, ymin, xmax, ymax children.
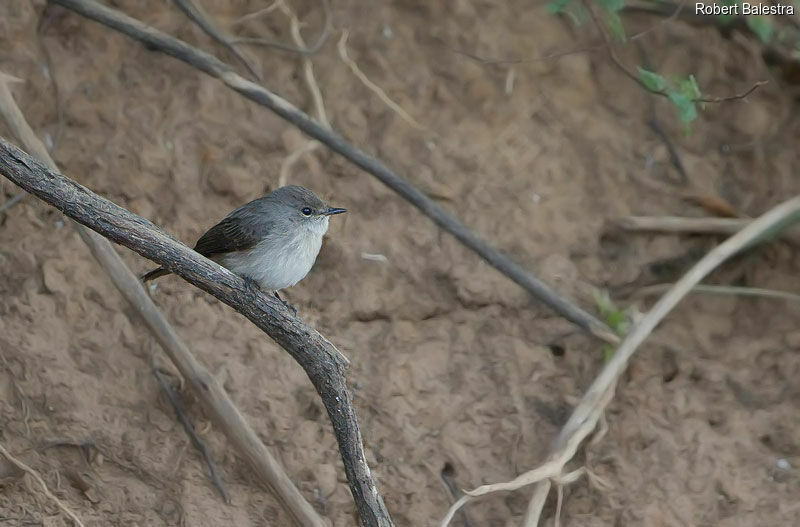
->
<box><xmin>274</xmin><ymin>291</ymin><xmax>297</xmax><ymax>316</ymax></box>
<box><xmin>243</xmin><ymin>277</ymin><xmax>261</xmax><ymax>290</ymax></box>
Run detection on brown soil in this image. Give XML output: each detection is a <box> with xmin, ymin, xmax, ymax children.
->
<box><xmin>2</xmin><ymin>1</ymin><xmax>800</xmax><ymax>526</ymax></box>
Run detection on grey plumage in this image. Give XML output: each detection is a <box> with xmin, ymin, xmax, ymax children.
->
<box><xmin>141</xmin><ymin>186</ymin><xmax>345</xmax><ymax>290</ymax></box>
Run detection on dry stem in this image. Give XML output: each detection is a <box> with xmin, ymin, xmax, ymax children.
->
<box><xmin>232</xmin><ymin>0</ymin><xmax>331</xmax><ymax>56</ymax></box>
<box><xmin>278</xmin><ymin>0</ymin><xmax>329</xmax><ymax>186</ymax></box>
<box><xmin>337</xmin><ymin>30</ymin><xmax>425</xmax><ymax>130</ymax></box>
<box><xmin>0</xmin><ymin>442</ymin><xmax>86</xmax><ymax>527</ymax></box>
<box><xmin>173</xmin><ymin>0</ymin><xmax>260</xmax><ymax>80</ymax></box>
<box><xmin>439</xmin><ymin>196</ymin><xmax>800</xmax><ymax>526</ymax></box>
<box><xmin>632</xmin><ymin>283</ymin><xmax>800</xmax><ymax>303</ymax></box>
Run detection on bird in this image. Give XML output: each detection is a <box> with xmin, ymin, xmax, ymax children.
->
<box><xmin>142</xmin><ymin>185</ymin><xmax>346</xmax><ymax>311</ymax></box>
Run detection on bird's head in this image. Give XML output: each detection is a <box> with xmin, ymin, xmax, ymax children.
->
<box><xmin>268</xmin><ymin>185</ymin><xmax>346</xmax><ymax>236</ymax></box>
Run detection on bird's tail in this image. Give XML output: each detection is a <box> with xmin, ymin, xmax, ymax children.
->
<box><xmin>141</xmin><ymin>266</ymin><xmax>171</xmax><ymax>282</ymax></box>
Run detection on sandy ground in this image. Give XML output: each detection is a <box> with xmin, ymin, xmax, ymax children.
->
<box><xmin>2</xmin><ymin>0</ymin><xmax>800</xmax><ymax>525</ymax></box>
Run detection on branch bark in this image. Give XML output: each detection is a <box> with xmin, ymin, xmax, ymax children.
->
<box><xmin>0</xmin><ymin>137</ymin><xmax>393</xmax><ymax>527</ymax></box>
<box><xmin>0</xmin><ymin>73</ymin><xmax>321</xmax><ymax>527</ymax></box>
<box><xmin>50</xmin><ymin>0</ymin><xmax>618</xmax><ymax>346</ymax></box>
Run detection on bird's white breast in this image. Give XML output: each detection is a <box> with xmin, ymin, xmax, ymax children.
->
<box><xmin>221</xmin><ymin>216</ymin><xmax>329</xmax><ymax>291</ymax></box>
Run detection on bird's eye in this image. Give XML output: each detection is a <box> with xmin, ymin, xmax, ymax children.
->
<box><xmin>301</xmin><ymin>207</ymin><xmax>312</xmax><ymax>216</ymax></box>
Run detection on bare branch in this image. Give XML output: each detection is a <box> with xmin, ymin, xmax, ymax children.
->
<box><xmin>51</xmin><ymin>0</ymin><xmax>618</xmax><ymax>346</ymax></box>
<box><xmin>631</xmin><ymin>283</ymin><xmax>800</xmax><ymax>303</ymax></box>
<box><xmin>440</xmin><ymin>196</ymin><xmax>800</xmax><ymax>525</ymax></box>
<box><xmin>616</xmin><ymin>215</ymin><xmax>800</xmax><ymax>241</ymax></box>
<box><xmin>519</xmin><ymin>197</ymin><xmax>800</xmax><ymax>526</ymax></box>
<box><xmin>337</xmin><ymin>30</ymin><xmax>425</xmax><ymax>130</ymax></box>
<box><xmin>0</xmin><ymin>442</ymin><xmax>86</xmax><ymax>527</ymax></box>
<box><xmin>0</xmin><ymin>74</ymin><xmax>322</xmax><ymax>527</ymax></box>
<box><xmin>172</xmin><ymin>0</ymin><xmax>261</xmax><ymax>80</ymax></box>
<box><xmin>231</xmin><ymin>0</ymin><xmax>332</xmax><ymax>56</ymax></box>
<box><xmin>278</xmin><ymin>0</ymin><xmax>329</xmax><ymax>187</ymax></box>
<box><xmin>153</xmin><ymin>366</ymin><xmax>231</xmax><ymax>504</ymax></box>
<box><xmin>583</xmin><ymin>0</ymin><xmax>767</xmax><ymax>104</ymax></box>
<box><xmin>233</xmin><ymin>1</ymin><xmax>281</xmax><ymax>27</ymax></box>
<box><xmin>0</xmin><ymin>137</ymin><xmax>393</xmax><ymax>527</ymax></box>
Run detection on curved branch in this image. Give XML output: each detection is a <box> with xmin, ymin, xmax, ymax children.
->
<box><xmin>0</xmin><ymin>74</ymin><xmax>321</xmax><ymax>527</ymax></box>
<box><xmin>172</xmin><ymin>0</ymin><xmax>261</xmax><ymax>81</ymax></box>
<box><xmin>0</xmin><ymin>138</ymin><xmax>393</xmax><ymax>527</ymax></box>
<box><xmin>51</xmin><ymin>0</ymin><xmax>618</xmax><ymax>346</ymax></box>
<box><xmin>231</xmin><ymin>0</ymin><xmax>332</xmax><ymax>56</ymax></box>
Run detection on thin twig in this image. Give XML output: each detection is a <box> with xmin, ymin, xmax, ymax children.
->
<box><xmin>50</xmin><ymin>0</ymin><xmax>618</xmax><ymax>346</ymax></box>
<box><xmin>439</xmin><ymin>196</ymin><xmax>800</xmax><ymax>526</ymax></box>
<box><xmin>0</xmin><ymin>442</ymin><xmax>86</xmax><ymax>527</ymax></box>
<box><xmin>520</xmin><ymin>197</ymin><xmax>800</xmax><ymax>527</ymax></box>
<box><xmin>278</xmin><ymin>0</ymin><xmax>329</xmax><ymax>186</ymax></box>
<box><xmin>584</xmin><ymin>0</ymin><xmax>767</xmax><ymax>104</ymax></box>
<box><xmin>616</xmin><ymin>215</ymin><xmax>800</xmax><ymax>242</ymax></box>
<box><xmin>0</xmin><ymin>190</ymin><xmax>26</xmax><ymax>214</ymax></box>
<box><xmin>35</xmin><ymin>4</ymin><xmax>66</xmax><ymax>153</ymax></box>
<box><xmin>153</xmin><ymin>366</ymin><xmax>231</xmax><ymax>504</ymax></box>
<box><xmin>172</xmin><ymin>0</ymin><xmax>261</xmax><ymax>80</ymax></box>
<box><xmin>0</xmin><ymin>350</ymin><xmax>31</xmax><ymax>437</ymax></box>
<box><xmin>629</xmin><ymin>0</ymin><xmax>688</xmax><ymax>41</ymax></box>
<box><xmin>337</xmin><ymin>30</ymin><xmax>425</xmax><ymax>130</ymax></box>
<box><xmin>646</xmin><ymin>118</ymin><xmax>688</xmax><ymax>184</ymax></box>
<box><xmin>631</xmin><ymin>283</ymin><xmax>800</xmax><ymax>303</ymax></box>
<box><xmin>0</xmin><ymin>75</ymin><xmax>321</xmax><ymax>527</ymax></box>
<box><xmin>440</xmin><ymin>464</ymin><xmax>474</xmax><ymax>527</ymax></box>
<box><xmin>0</xmin><ymin>138</ymin><xmax>392</xmax><ymax>527</ymax></box>
<box><xmin>284</xmin><ymin>2</ymin><xmax>329</xmax><ymax>128</ymax></box>
<box><xmin>433</xmin><ymin>36</ymin><xmax>601</xmax><ymax>66</ymax></box>
<box><xmin>279</xmin><ymin>141</ymin><xmax>319</xmax><ymax>187</ymax></box>
<box><xmin>231</xmin><ymin>0</ymin><xmax>331</xmax><ymax>56</ymax></box>
<box><xmin>232</xmin><ymin>0</ymin><xmax>281</xmax><ymax>26</ymax></box>
<box><xmin>619</xmin><ymin>215</ymin><xmax>748</xmax><ymax>234</ymax></box>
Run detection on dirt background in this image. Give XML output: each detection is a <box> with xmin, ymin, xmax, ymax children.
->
<box><xmin>2</xmin><ymin>0</ymin><xmax>800</xmax><ymax>525</ymax></box>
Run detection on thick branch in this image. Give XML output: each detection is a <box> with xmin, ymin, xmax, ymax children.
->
<box><xmin>0</xmin><ymin>138</ymin><xmax>392</xmax><ymax>527</ymax></box>
<box><xmin>50</xmin><ymin>0</ymin><xmax>618</xmax><ymax>346</ymax></box>
<box><xmin>0</xmin><ymin>74</ymin><xmax>320</xmax><ymax>527</ymax></box>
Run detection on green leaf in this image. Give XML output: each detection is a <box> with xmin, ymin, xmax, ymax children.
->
<box><xmin>667</xmin><ymin>91</ymin><xmax>698</xmax><ymax>123</ymax></box>
<box><xmin>637</xmin><ymin>67</ymin><xmax>667</xmax><ymax>93</ymax></box>
<box><xmin>597</xmin><ymin>0</ymin><xmax>625</xmax><ymax>12</ymax></box>
<box><xmin>716</xmin><ymin>0</ymin><xmax>739</xmax><ymax>24</ymax></box>
<box><xmin>605</xmin><ymin>11</ymin><xmax>626</xmax><ymax>42</ymax></box>
<box><xmin>547</xmin><ymin>0</ymin><xmax>589</xmax><ymax>26</ymax></box>
<box><xmin>567</xmin><ymin>4</ymin><xmax>591</xmax><ymax>25</ymax></box>
<box><xmin>547</xmin><ymin>0</ymin><xmax>572</xmax><ymax>14</ymax></box>
<box><xmin>746</xmin><ymin>17</ymin><xmax>774</xmax><ymax>44</ymax></box>
<box><xmin>685</xmin><ymin>74</ymin><xmax>701</xmax><ymax>99</ymax></box>
<box><xmin>603</xmin><ymin>345</ymin><xmax>615</xmax><ymax>362</ymax></box>
<box><xmin>593</xmin><ymin>289</ymin><xmax>613</xmax><ymax>314</ymax></box>
<box><xmin>606</xmin><ymin>309</ymin><xmax>628</xmax><ymax>331</ymax></box>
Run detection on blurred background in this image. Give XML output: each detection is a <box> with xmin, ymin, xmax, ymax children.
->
<box><xmin>1</xmin><ymin>0</ymin><xmax>800</xmax><ymax>525</ymax></box>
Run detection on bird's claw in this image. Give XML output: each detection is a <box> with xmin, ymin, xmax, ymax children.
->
<box><xmin>242</xmin><ymin>280</ymin><xmax>297</xmax><ymax>316</ymax></box>
<box><xmin>243</xmin><ymin>277</ymin><xmax>260</xmax><ymax>290</ymax></box>
<box><xmin>274</xmin><ymin>291</ymin><xmax>298</xmax><ymax>316</ymax></box>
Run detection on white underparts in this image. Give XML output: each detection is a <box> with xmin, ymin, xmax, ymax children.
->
<box><xmin>220</xmin><ymin>216</ymin><xmax>329</xmax><ymax>291</ymax></box>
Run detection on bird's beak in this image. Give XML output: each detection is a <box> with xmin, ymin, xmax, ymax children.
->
<box><xmin>322</xmin><ymin>207</ymin><xmax>347</xmax><ymax>216</ymax></box>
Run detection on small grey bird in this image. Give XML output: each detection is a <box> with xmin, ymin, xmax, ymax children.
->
<box><xmin>142</xmin><ymin>186</ymin><xmax>346</xmax><ymax>308</ymax></box>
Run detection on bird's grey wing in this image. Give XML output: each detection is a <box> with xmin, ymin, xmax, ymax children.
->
<box><xmin>193</xmin><ymin>215</ymin><xmax>264</xmax><ymax>257</ymax></box>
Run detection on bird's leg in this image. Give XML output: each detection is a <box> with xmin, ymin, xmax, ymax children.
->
<box><xmin>274</xmin><ymin>291</ymin><xmax>297</xmax><ymax>316</ymax></box>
